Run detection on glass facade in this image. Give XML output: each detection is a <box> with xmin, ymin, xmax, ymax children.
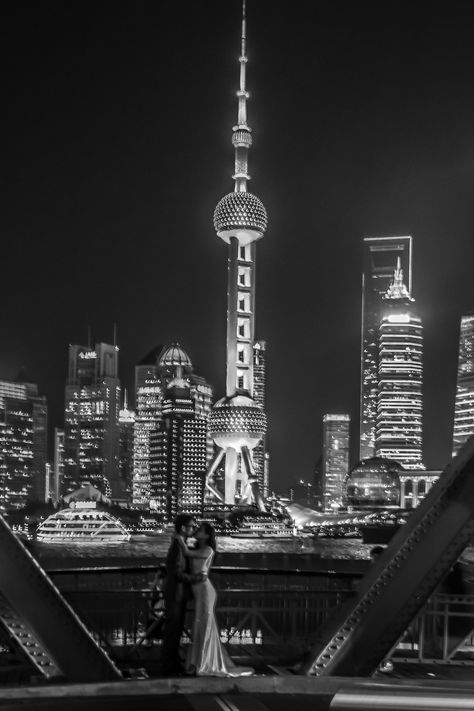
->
<box><xmin>63</xmin><ymin>343</ymin><xmax>121</xmax><ymax>497</ymax></box>
<box><xmin>322</xmin><ymin>414</ymin><xmax>350</xmax><ymax>511</ymax></box>
<box><xmin>346</xmin><ymin>457</ymin><xmax>401</xmax><ymax>508</ymax></box>
<box><xmin>149</xmin><ymin>382</ymin><xmax>208</xmax><ymax>519</ymax></box>
<box><xmin>453</xmin><ymin>314</ymin><xmax>474</xmax><ymax>455</ymax></box>
<box><xmin>375</xmin><ymin>268</ymin><xmax>424</xmax><ymax>469</ymax></box>
<box><xmin>132</xmin><ymin>344</ymin><xmax>212</xmax><ymax>510</ymax></box>
<box><xmin>360</xmin><ymin>236</ymin><xmax>412</xmax><ymax>460</ymax></box>
<box><xmin>0</xmin><ymin>377</ymin><xmax>48</xmax><ymax>510</ymax></box>
<box><xmin>118</xmin><ymin>392</ymin><xmax>135</xmax><ymax>502</ymax></box>
<box><xmin>252</xmin><ymin>340</ymin><xmax>268</xmax><ymax>495</ymax></box>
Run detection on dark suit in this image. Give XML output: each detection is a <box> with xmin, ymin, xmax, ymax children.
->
<box><xmin>162</xmin><ymin>536</ymin><xmax>199</xmax><ymax>674</ymax></box>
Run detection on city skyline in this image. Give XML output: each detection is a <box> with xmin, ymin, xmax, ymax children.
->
<box><xmin>3</xmin><ymin>0</ymin><xmax>473</xmax><ymax>489</ymax></box>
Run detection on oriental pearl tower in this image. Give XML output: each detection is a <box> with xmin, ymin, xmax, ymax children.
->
<box><xmin>205</xmin><ymin>0</ymin><xmax>267</xmax><ymax>512</ymax></box>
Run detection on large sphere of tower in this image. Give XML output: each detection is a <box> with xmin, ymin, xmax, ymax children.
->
<box><xmin>209</xmin><ymin>393</ymin><xmax>267</xmax><ymax>451</ymax></box>
<box><xmin>214</xmin><ymin>192</ymin><xmax>267</xmax><ymax>246</ymax></box>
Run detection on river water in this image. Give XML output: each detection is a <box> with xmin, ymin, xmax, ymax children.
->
<box><xmin>31</xmin><ymin>534</ymin><xmax>374</xmax><ymax>570</ymax></box>
<box><xmin>29</xmin><ymin>534</ymin><xmax>474</xmax><ymax>583</ymax></box>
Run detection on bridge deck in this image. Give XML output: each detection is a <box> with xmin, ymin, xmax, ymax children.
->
<box><xmin>1</xmin><ymin>675</ymin><xmax>474</xmax><ymax>710</ymax></box>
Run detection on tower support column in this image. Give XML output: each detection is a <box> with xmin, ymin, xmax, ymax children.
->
<box><xmin>224</xmin><ymin>448</ymin><xmax>239</xmax><ymax>504</ymax></box>
<box><xmin>226</xmin><ymin>237</ymin><xmax>240</xmax><ymax>396</ymax></box>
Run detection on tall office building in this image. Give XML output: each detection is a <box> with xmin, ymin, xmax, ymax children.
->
<box><xmin>132</xmin><ymin>343</ymin><xmax>212</xmax><ymax>508</ymax></box>
<box><xmin>360</xmin><ymin>236</ymin><xmax>413</xmax><ymax>460</ymax></box>
<box><xmin>205</xmin><ymin>1</ymin><xmax>267</xmax><ymax>510</ymax></box>
<box><xmin>375</xmin><ymin>261</ymin><xmax>424</xmax><ymax>469</ymax></box>
<box><xmin>322</xmin><ymin>414</ymin><xmax>350</xmax><ymax>511</ymax></box>
<box><xmin>252</xmin><ymin>340</ymin><xmax>268</xmax><ymax>495</ymax></box>
<box><xmin>53</xmin><ymin>427</ymin><xmax>65</xmax><ymax>504</ymax></box>
<box><xmin>118</xmin><ymin>390</ymin><xmax>135</xmax><ymax>502</ymax></box>
<box><xmin>453</xmin><ymin>314</ymin><xmax>474</xmax><ymax>455</ymax></box>
<box><xmin>0</xmin><ymin>374</ymin><xmax>48</xmax><ymax>510</ymax></box>
<box><xmin>149</xmin><ymin>378</ymin><xmax>208</xmax><ymax>518</ymax></box>
<box><xmin>63</xmin><ymin>343</ymin><xmax>121</xmax><ymax>497</ymax></box>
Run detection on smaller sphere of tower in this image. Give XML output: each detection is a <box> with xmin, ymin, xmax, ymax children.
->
<box><xmin>209</xmin><ymin>394</ymin><xmax>266</xmax><ymax>451</ymax></box>
<box><xmin>214</xmin><ymin>192</ymin><xmax>267</xmax><ymax>246</ymax></box>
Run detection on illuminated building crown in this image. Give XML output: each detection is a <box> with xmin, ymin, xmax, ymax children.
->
<box><xmin>384</xmin><ymin>258</ymin><xmax>413</xmax><ymax>301</ymax></box>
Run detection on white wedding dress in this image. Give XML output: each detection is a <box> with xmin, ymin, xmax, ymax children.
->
<box><xmin>185</xmin><ymin>546</ymin><xmax>253</xmax><ymax>677</ymax></box>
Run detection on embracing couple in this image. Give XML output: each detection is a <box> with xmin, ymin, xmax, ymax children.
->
<box><xmin>162</xmin><ymin>513</ymin><xmax>253</xmax><ymax>677</ymax></box>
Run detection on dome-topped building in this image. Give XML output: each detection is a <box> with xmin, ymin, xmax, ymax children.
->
<box><xmin>345</xmin><ymin>457</ymin><xmax>402</xmax><ymax>509</ymax></box>
<box><xmin>158</xmin><ymin>343</ymin><xmax>192</xmax><ymax>371</ymax></box>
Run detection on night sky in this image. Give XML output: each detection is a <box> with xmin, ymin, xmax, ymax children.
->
<box><xmin>3</xmin><ymin>1</ymin><xmax>473</xmax><ymax>490</ymax></box>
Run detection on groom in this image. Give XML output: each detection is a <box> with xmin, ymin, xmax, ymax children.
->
<box><xmin>162</xmin><ymin>513</ymin><xmax>204</xmax><ymax>675</ymax></box>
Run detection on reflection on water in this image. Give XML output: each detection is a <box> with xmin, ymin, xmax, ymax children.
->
<box><xmin>32</xmin><ymin>534</ymin><xmax>374</xmax><ymax>564</ymax></box>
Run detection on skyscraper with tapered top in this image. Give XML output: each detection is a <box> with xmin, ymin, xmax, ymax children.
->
<box><xmin>205</xmin><ymin>0</ymin><xmax>267</xmax><ymax>510</ymax></box>
<box><xmin>375</xmin><ymin>260</ymin><xmax>424</xmax><ymax>469</ymax></box>
<box><xmin>453</xmin><ymin>314</ymin><xmax>474</xmax><ymax>455</ymax></box>
<box><xmin>360</xmin><ymin>236</ymin><xmax>413</xmax><ymax>460</ymax></box>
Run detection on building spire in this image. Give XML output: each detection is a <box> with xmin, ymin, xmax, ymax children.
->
<box><xmin>384</xmin><ymin>257</ymin><xmax>412</xmax><ymax>300</ymax></box>
<box><xmin>232</xmin><ymin>0</ymin><xmax>252</xmax><ymax>192</ymax></box>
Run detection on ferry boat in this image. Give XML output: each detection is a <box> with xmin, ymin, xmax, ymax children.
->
<box><xmin>36</xmin><ymin>501</ymin><xmax>130</xmax><ymax>544</ymax></box>
<box><xmin>230</xmin><ymin>516</ymin><xmax>297</xmax><ymax>539</ymax></box>
<box><xmin>129</xmin><ymin>517</ymin><xmax>163</xmax><ymax>537</ymax></box>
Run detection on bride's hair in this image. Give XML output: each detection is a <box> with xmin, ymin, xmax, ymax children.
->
<box><xmin>200</xmin><ymin>522</ymin><xmax>217</xmax><ymax>553</ymax></box>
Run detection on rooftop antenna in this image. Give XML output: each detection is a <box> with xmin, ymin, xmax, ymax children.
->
<box><xmin>113</xmin><ymin>322</ymin><xmax>117</xmax><ymax>347</ymax></box>
<box><xmin>87</xmin><ymin>325</ymin><xmax>92</xmax><ymax>349</ymax></box>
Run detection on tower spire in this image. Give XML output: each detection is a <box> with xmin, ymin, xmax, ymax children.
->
<box><xmin>384</xmin><ymin>257</ymin><xmax>412</xmax><ymax>300</ymax></box>
<box><xmin>232</xmin><ymin>0</ymin><xmax>252</xmax><ymax>192</ymax></box>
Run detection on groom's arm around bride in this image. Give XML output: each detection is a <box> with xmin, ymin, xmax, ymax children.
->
<box><xmin>162</xmin><ymin>514</ymin><xmax>203</xmax><ymax>675</ymax></box>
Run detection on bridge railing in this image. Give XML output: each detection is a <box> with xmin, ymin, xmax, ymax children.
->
<box><xmin>43</xmin><ymin>567</ymin><xmax>474</xmax><ymax>668</ymax></box>
<box><xmin>46</xmin><ymin>565</ymin><xmax>358</xmax><ymax>661</ymax></box>
<box><xmin>393</xmin><ymin>593</ymin><xmax>474</xmax><ymax>666</ymax></box>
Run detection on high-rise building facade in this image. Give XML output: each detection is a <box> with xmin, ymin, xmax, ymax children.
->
<box><xmin>322</xmin><ymin>414</ymin><xmax>350</xmax><ymax>511</ymax></box>
<box><xmin>0</xmin><ymin>374</ymin><xmax>48</xmax><ymax>510</ymax></box>
<box><xmin>63</xmin><ymin>343</ymin><xmax>121</xmax><ymax>497</ymax></box>
<box><xmin>205</xmin><ymin>2</ymin><xmax>267</xmax><ymax>511</ymax></box>
<box><xmin>360</xmin><ymin>236</ymin><xmax>412</xmax><ymax>460</ymax></box>
<box><xmin>118</xmin><ymin>390</ymin><xmax>135</xmax><ymax>502</ymax></box>
<box><xmin>132</xmin><ymin>343</ymin><xmax>212</xmax><ymax>509</ymax></box>
<box><xmin>53</xmin><ymin>427</ymin><xmax>65</xmax><ymax>504</ymax></box>
<box><xmin>149</xmin><ymin>379</ymin><xmax>208</xmax><ymax>519</ymax></box>
<box><xmin>375</xmin><ymin>263</ymin><xmax>424</xmax><ymax>469</ymax></box>
<box><xmin>453</xmin><ymin>314</ymin><xmax>474</xmax><ymax>455</ymax></box>
<box><xmin>252</xmin><ymin>340</ymin><xmax>268</xmax><ymax>495</ymax></box>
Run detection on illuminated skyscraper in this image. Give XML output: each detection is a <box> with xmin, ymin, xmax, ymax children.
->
<box><xmin>453</xmin><ymin>314</ymin><xmax>474</xmax><ymax>455</ymax></box>
<box><xmin>118</xmin><ymin>390</ymin><xmax>135</xmax><ymax>502</ymax></box>
<box><xmin>322</xmin><ymin>414</ymin><xmax>350</xmax><ymax>511</ymax></box>
<box><xmin>0</xmin><ymin>374</ymin><xmax>48</xmax><ymax>510</ymax></box>
<box><xmin>360</xmin><ymin>236</ymin><xmax>413</xmax><ymax>460</ymax></box>
<box><xmin>205</xmin><ymin>1</ymin><xmax>267</xmax><ymax>510</ymax></box>
<box><xmin>375</xmin><ymin>261</ymin><xmax>424</xmax><ymax>469</ymax></box>
<box><xmin>53</xmin><ymin>427</ymin><xmax>65</xmax><ymax>504</ymax></box>
<box><xmin>63</xmin><ymin>343</ymin><xmax>121</xmax><ymax>497</ymax></box>
<box><xmin>252</xmin><ymin>340</ymin><xmax>268</xmax><ymax>495</ymax></box>
<box><xmin>132</xmin><ymin>343</ymin><xmax>212</xmax><ymax>508</ymax></box>
<box><xmin>149</xmin><ymin>378</ymin><xmax>208</xmax><ymax>518</ymax></box>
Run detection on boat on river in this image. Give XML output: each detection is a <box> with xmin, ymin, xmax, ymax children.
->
<box><xmin>230</xmin><ymin>516</ymin><xmax>297</xmax><ymax>539</ymax></box>
<box><xmin>36</xmin><ymin>502</ymin><xmax>130</xmax><ymax>544</ymax></box>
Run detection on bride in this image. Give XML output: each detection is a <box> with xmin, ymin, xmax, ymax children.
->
<box><xmin>174</xmin><ymin>522</ymin><xmax>253</xmax><ymax>677</ymax></box>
